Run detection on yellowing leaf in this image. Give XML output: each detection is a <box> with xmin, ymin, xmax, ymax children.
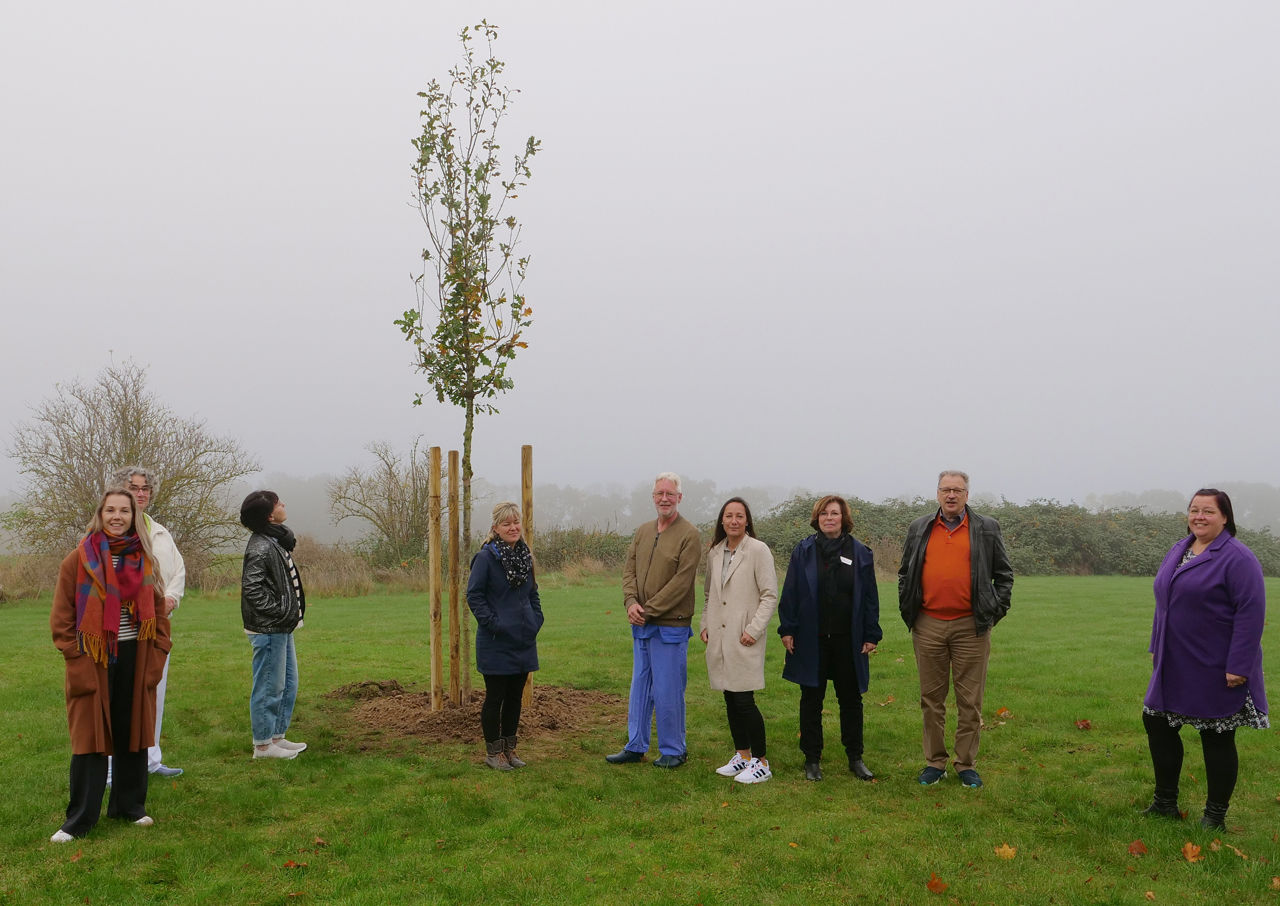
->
<box><xmin>994</xmin><ymin>842</ymin><xmax>1017</xmax><ymax>860</ymax></box>
<box><xmin>1145</xmin><ymin>892</ymin><xmax>1155</xmax><ymax>901</ymax></box>
<box><xmin>788</xmin><ymin>842</ymin><xmax>798</xmax><ymax>848</ymax></box>
<box><xmin>1181</xmin><ymin>842</ymin><xmax>1203</xmax><ymax>863</ymax></box>
<box><xmin>996</xmin><ymin>706</ymin><xmax>1012</xmax><ymax>718</ymax></box>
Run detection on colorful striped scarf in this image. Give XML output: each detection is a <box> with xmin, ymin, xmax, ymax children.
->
<box><xmin>74</xmin><ymin>531</ymin><xmax>157</xmax><ymax>666</ymax></box>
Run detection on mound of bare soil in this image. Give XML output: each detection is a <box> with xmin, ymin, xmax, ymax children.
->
<box><xmin>329</xmin><ymin>679</ymin><xmax>624</xmax><ymax>745</ymax></box>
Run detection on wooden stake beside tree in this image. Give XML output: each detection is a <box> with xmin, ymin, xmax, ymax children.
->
<box><xmin>448</xmin><ymin>449</ymin><xmax>463</xmax><ymax>704</ymax></box>
<box><xmin>521</xmin><ymin>444</ymin><xmax>534</xmax><ymax>707</ymax></box>
<box><xmin>396</xmin><ymin>20</ymin><xmax>539</xmax><ymax>550</ymax></box>
<box><xmin>428</xmin><ymin>446</ymin><xmax>444</xmax><ymax>711</ymax></box>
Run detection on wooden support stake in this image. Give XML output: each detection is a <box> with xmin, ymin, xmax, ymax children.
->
<box><xmin>428</xmin><ymin>446</ymin><xmax>443</xmax><ymax>712</ymax></box>
<box><xmin>448</xmin><ymin>449</ymin><xmax>462</xmax><ymax>705</ymax></box>
<box><xmin>521</xmin><ymin>444</ymin><xmax>535</xmax><ymax>708</ymax></box>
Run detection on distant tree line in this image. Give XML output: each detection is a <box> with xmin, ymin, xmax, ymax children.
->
<box><xmin>750</xmin><ymin>496</ymin><xmax>1280</xmax><ymax>579</ymax></box>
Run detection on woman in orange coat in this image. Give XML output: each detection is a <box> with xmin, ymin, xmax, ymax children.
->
<box><xmin>50</xmin><ymin>488</ymin><xmax>171</xmax><ymax>842</ymax></box>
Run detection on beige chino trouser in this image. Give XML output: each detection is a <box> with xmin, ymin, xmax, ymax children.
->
<box><xmin>911</xmin><ymin>613</ymin><xmax>991</xmax><ymax>773</ymax></box>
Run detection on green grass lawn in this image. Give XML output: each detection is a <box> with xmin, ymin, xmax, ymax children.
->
<box><xmin>3</xmin><ymin>575</ymin><xmax>1280</xmax><ymax>905</ymax></box>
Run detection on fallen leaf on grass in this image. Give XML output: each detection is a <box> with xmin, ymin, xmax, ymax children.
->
<box><xmin>1128</xmin><ymin>840</ymin><xmax>1148</xmax><ymax>856</ymax></box>
<box><xmin>996</xmin><ymin>707</ymin><xmax>1011</xmax><ymax>718</ymax></box>
<box><xmin>314</xmin><ymin>837</ymin><xmax>328</xmax><ymax>847</ymax></box>
<box><xmin>1181</xmin><ymin>842</ymin><xmax>1203</xmax><ymax>863</ymax></box>
<box><xmin>926</xmin><ymin>873</ymin><xmax>948</xmax><ymax>894</ymax></box>
<box><xmin>876</xmin><ymin>695</ymin><xmax>895</xmax><ymax>707</ymax></box>
<box><xmin>994</xmin><ymin>843</ymin><xmax>1016</xmax><ymax>860</ymax></box>
<box><xmin>788</xmin><ymin>842</ymin><xmax>798</xmax><ymax>848</ymax></box>
<box><xmin>1271</xmin><ymin>877</ymin><xmax>1280</xmax><ymax>890</ymax></box>
<box><xmin>1075</xmin><ymin>719</ymin><xmax>1092</xmax><ymax>730</ymax></box>
<box><xmin>1145</xmin><ymin>892</ymin><xmax>1155</xmax><ymax>901</ymax></box>
<box><xmin>1209</xmin><ymin>839</ymin><xmax>1247</xmax><ymax>859</ymax></box>
<box><xmin>282</xmin><ymin>860</ymin><xmax>308</xmax><ymax>869</ymax></box>
<box><xmin>70</xmin><ymin>850</ymin><xmax>83</xmax><ymax>863</ymax></box>
<box><xmin>720</xmin><ymin>802</ymin><xmax>729</xmax><ymax>808</ymax></box>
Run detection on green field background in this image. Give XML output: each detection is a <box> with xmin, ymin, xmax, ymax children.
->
<box><xmin>3</xmin><ymin>575</ymin><xmax>1279</xmax><ymax>905</ymax></box>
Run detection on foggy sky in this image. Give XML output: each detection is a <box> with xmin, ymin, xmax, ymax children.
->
<box><xmin>3</xmin><ymin>1</ymin><xmax>1278</xmax><ymax>507</ymax></box>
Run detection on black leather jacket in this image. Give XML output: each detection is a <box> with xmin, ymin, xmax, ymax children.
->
<box><xmin>897</xmin><ymin>506</ymin><xmax>1013</xmax><ymax>635</ymax></box>
<box><xmin>241</xmin><ymin>533</ymin><xmax>305</xmax><ymax>634</ymax></box>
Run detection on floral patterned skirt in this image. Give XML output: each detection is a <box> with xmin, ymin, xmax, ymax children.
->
<box><xmin>1144</xmin><ymin>691</ymin><xmax>1269</xmax><ymax>732</ymax></box>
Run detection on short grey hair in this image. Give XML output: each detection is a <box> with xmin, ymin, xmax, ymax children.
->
<box><xmin>114</xmin><ymin>465</ymin><xmax>158</xmax><ymax>495</ymax></box>
<box><xmin>937</xmin><ymin>470</ymin><xmax>970</xmax><ymax>490</ymax></box>
<box><xmin>654</xmin><ymin>471</ymin><xmax>682</xmax><ymax>493</ymax></box>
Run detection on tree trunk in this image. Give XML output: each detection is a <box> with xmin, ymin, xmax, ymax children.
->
<box><xmin>462</xmin><ymin>396</ymin><xmax>474</xmax><ymax>552</ymax></box>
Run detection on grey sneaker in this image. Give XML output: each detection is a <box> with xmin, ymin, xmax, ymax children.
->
<box><xmin>957</xmin><ymin>769</ymin><xmax>983</xmax><ymax>788</ymax></box>
<box><xmin>918</xmin><ymin>766</ymin><xmax>945</xmax><ymax>785</ymax></box>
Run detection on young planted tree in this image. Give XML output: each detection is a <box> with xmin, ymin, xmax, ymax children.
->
<box><xmin>3</xmin><ymin>361</ymin><xmax>259</xmax><ymax>581</ymax></box>
<box><xmin>395</xmin><ymin>20</ymin><xmax>539</xmax><ymax>547</ymax></box>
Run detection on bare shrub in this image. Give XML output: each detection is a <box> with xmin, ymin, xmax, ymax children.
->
<box><xmin>0</xmin><ymin>551</ymin><xmax>65</xmax><ymax>602</ymax></box>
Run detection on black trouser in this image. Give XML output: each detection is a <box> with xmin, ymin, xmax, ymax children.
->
<box><xmin>481</xmin><ymin>672</ymin><xmax>529</xmax><ymax>741</ymax></box>
<box><xmin>798</xmin><ymin>634</ymin><xmax>863</xmax><ymax>762</ymax></box>
<box><xmin>724</xmin><ymin>690</ymin><xmax>766</xmax><ymax>759</ymax></box>
<box><xmin>1143</xmin><ymin>711</ymin><xmax>1239</xmax><ymax>805</ymax></box>
<box><xmin>62</xmin><ymin>641</ymin><xmax>148</xmax><ymax>837</ymax></box>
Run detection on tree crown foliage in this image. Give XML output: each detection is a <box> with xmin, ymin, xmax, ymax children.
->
<box><xmin>394</xmin><ymin>20</ymin><xmax>539</xmax><ymax>546</ymax></box>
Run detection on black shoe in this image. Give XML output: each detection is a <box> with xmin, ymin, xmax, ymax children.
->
<box><xmin>849</xmin><ymin>759</ymin><xmax>874</xmax><ymax>781</ymax></box>
<box><xmin>1142</xmin><ymin>801</ymin><xmax>1182</xmax><ymax>820</ymax></box>
<box><xmin>652</xmin><ymin>754</ymin><xmax>686</xmax><ymax>769</ymax></box>
<box><xmin>1200</xmin><ymin>800</ymin><xmax>1228</xmax><ymax>830</ymax></box>
<box><xmin>804</xmin><ymin>761</ymin><xmax>823</xmax><ymax>782</ymax></box>
<box><xmin>605</xmin><ymin>749</ymin><xmax>644</xmax><ymax>764</ymax></box>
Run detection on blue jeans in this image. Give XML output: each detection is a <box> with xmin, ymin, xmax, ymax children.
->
<box><xmin>249</xmin><ymin>632</ymin><xmax>298</xmax><ymax>746</ymax></box>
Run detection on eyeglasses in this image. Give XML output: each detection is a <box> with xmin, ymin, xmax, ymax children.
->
<box><xmin>937</xmin><ymin>487</ymin><xmax>968</xmax><ymax>495</ymax></box>
<box><xmin>129</xmin><ymin>484</ymin><xmax>152</xmax><ymax>493</ymax></box>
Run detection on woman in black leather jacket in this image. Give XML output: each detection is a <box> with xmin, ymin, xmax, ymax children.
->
<box><xmin>240</xmin><ymin>491</ymin><xmax>307</xmax><ymax>760</ymax></box>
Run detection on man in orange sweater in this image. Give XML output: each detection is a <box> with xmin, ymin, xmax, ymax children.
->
<box><xmin>898</xmin><ymin>471</ymin><xmax>1013</xmax><ymax>789</ymax></box>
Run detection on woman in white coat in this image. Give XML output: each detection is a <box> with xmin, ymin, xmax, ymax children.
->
<box><xmin>699</xmin><ymin>497</ymin><xmax>779</xmax><ymax>783</ymax></box>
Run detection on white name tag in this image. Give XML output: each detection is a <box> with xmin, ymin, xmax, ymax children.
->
<box><xmin>840</xmin><ymin>556</ymin><xmax>853</xmax><ymax>565</ymax></box>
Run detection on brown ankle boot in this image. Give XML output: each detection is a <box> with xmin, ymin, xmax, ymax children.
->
<box><xmin>503</xmin><ymin>735</ymin><xmax>526</xmax><ymax>768</ymax></box>
<box><xmin>484</xmin><ymin>740</ymin><xmax>513</xmax><ymax>771</ymax></box>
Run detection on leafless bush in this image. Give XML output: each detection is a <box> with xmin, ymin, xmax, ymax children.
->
<box><xmin>0</xmin><ymin>551</ymin><xmax>65</xmax><ymax>602</ymax></box>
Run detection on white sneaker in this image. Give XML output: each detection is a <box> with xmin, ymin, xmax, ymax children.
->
<box><xmin>734</xmin><ymin>758</ymin><xmax>772</xmax><ymax>784</ymax></box>
<box><xmin>134</xmin><ymin>816</ymin><xmax>154</xmax><ymax>827</ymax></box>
<box><xmin>51</xmin><ymin>830</ymin><xmax>74</xmax><ymax>843</ymax></box>
<box><xmin>273</xmin><ymin>738</ymin><xmax>308</xmax><ymax>752</ymax></box>
<box><xmin>715</xmin><ymin>753</ymin><xmax>750</xmax><ymax>777</ymax></box>
<box><xmin>253</xmin><ymin>743</ymin><xmax>299</xmax><ymax>760</ymax></box>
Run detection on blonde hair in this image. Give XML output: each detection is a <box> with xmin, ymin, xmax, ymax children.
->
<box><xmin>484</xmin><ymin>502</ymin><xmax>523</xmax><ymax>545</ymax></box>
<box><xmin>85</xmin><ymin>487</ymin><xmax>162</xmax><ymax>586</ymax></box>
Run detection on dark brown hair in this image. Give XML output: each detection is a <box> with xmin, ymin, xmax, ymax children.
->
<box><xmin>809</xmin><ymin>495</ymin><xmax>853</xmax><ymax>535</ymax></box>
<box><xmin>711</xmin><ymin>497</ymin><xmax>757</xmax><ymax>547</ymax></box>
<box><xmin>1187</xmin><ymin>488</ymin><xmax>1237</xmax><ymax>537</ymax></box>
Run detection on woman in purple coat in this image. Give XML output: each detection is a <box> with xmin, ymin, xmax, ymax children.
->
<box><xmin>1142</xmin><ymin>489</ymin><xmax>1268</xmax><ymax>830</ymax></box>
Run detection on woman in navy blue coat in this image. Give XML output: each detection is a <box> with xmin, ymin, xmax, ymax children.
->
<box><xmin>777</xmin><ymin>495</ymin><xmax>882</xmax><ymax>782</ymax></box>
<box><xmin>1142</xmin><ymin>489</ymin><xmax>1268</xmax><ymax>830</ymax></box>
<box><xmin>467</xmin><ymin>502</ymin><xmax>543</xmax><ymax>770</ymax></box>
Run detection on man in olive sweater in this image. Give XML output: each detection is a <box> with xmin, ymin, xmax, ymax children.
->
<box><xmin>606</xmin><ymin>472</ymin><xmax>702</xmax><ymax>768</ymax></box>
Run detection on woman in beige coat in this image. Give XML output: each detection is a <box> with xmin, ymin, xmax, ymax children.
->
<box><xmin>699</xmin><ymin>497</ymin><xmax>778</xmax><ymax>783</ymax></box>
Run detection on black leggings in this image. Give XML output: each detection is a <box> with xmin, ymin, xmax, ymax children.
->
<box><xmin>723</xmin><ymin>691</ymin><xmax>766</xmax><ymax>759</ymax></box>
<box><xmin>481</xmin><ymin>673</ymin><xmax>529</xmax><ymax>742</ymax></box>
<box><xmin>1143</xmin><ymin>711</ymin><xmax>1238</xmax><ymax>805</ymax></box>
